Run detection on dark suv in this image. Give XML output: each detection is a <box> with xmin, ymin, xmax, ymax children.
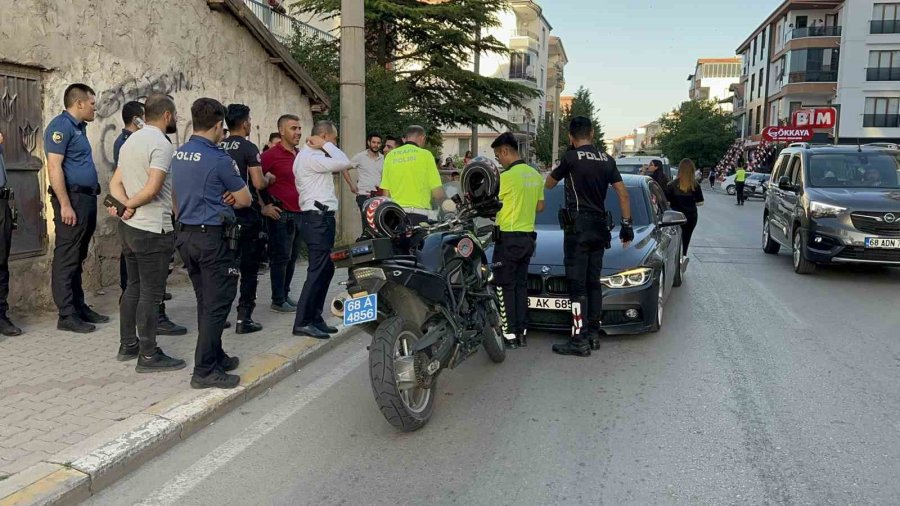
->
<box><xmin>762</xmin><ymin>144</ymin><xmax>900</xmax><ymax>274</ymax></box>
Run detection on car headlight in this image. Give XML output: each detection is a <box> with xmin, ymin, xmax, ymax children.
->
<box><xmin>808</xmin><ymin>201</ymin><xmax>847</xmax><ymax>219</ymax></box>
<box><xmin>600</xmin><ymin>267</ymin><xmax>653</xmax><ymax>289</ymax></box>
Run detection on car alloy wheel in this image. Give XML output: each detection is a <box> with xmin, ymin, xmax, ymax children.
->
<box><xmin>726</xmin><ymin>185</ymin><xmax>736</xmax><ymax>195</ymax></box>
<box><xmin>763</xmin><ymin>220</ymin><xmax>770</xmax><ymax>248</ymax></box>
<box><xmin>792</xmin><ymin>233</ymin><xmax>801</xmax><ymax>269</ymax></box>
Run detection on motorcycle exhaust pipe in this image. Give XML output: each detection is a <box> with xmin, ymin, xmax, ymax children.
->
<box><xmin>331</xmin><ymin>292</ymin><xmax>350</xmax><ymax>318</ymax></box>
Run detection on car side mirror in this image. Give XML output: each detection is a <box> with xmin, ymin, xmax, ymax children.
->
<box><xmin>660</xmin><ymin>210</ymin><xmax>687</xmax><ymax>227</ymax></box>
<box><xmin>778</xmin><ymin>176</ymin><xmax>795</xmax><ymax>192</ymax></box>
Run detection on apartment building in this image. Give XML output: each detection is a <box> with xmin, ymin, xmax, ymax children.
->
<box><xmin>734</xmin><ymin>0</ymin><xmax>900</xmax><ymax>144</ymax></box>
<box><xmin>441</xmin><ymin>0</ymin><xmax>554</xmax><ymax>160</ymax></box>
<box><xmin>687</xmin><ymin>58</ymin><xmax>742</xmax><ymax>112</ymax></box>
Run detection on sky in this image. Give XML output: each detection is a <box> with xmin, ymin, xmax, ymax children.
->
<box><xmin>539</xmin><ymin>0</ymin><xmax>781</xmax><ymax>139</ymax></box>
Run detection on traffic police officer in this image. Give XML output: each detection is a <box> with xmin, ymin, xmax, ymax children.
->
<box><xmin>221</xmin><ymin>103</ymin><xmax>274</xmax><ymax>334</ymax></box>
<box><xmin>44</xmin><ymin>83</ymin><xmax>109</xmax><ymax>333</ymax></box>
<box><xmin>380</xmin><ymin>125</ymin><xmax>445</xmax><ymax>226</ymax></box>
<box><xmin>171</xmin><ymin>98</ymin><xmax>251</xmax><ymax>389</ymax></box>
<box><xmin>490</xmin><ymin>132</ymin><xmax>544</xmax><ymax>349</ymax></box>
<box><xmin>545</xmin><ymin>116</ymin><xmax>634</xmax><ymax>357</ymax></box>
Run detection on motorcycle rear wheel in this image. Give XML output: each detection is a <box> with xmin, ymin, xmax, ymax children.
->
<box><xmin>369</xmin><ymin>316</ymin><xmax>435</xmax><ymax>432</ymax></box>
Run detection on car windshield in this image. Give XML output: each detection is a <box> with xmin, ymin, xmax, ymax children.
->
<box><xmin>536</xmin><ymin>184</ymin><xmax>650</xmax><ymax>227</ymax></box>
<box><xmin>807</xmin><ymin>152</ymin><xmax>900</xmax><ymax>189</ymax></box>
<box><xmin>616</xmin><ymin>163</ymin><xmax>644</xmax><ymax>175</ymax></box>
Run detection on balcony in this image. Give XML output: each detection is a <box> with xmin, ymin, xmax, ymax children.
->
<box><xmin>509</xmin><ymin>29</ymin><xmax>540</xmax><ymax>52</ymax></box>
<box><xmin>243</xmin><ymin>0</ymin><xmax>336</xmax><ymax>44</ymax></box>
<box><xmin>867</xmin><ymin>67</ymin><xmax>900</xmax><ymax>81</ymax></box>
<box><xmin>870</xmin><ymin>20</ymin><xmax>900</xmax><ymax>34</ymax></box>
<box><xmin>863</xmin><ymin>114</ymin><xmax>900</xmax><ymax>128</ymax></box>
<box><xmin>789</xmin><ymin>26</ymin><xmax>842</xmax><ymax>39</ymax></box>
<box><xmin>788</xmin><ymin>70</ymin><xmax>838</xmax><ymax>83</ymax></box>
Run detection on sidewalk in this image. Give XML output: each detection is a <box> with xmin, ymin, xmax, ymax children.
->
<box><xmin>0</xmin><ymin>260</ymin><xmax>352</xmax><ymax>504</ymax></box>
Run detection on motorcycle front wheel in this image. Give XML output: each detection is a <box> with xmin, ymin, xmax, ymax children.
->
<box><xmin>369</xmin><ymin>316</ymin><xmax>435</xmax><ymax>432</ymax></box>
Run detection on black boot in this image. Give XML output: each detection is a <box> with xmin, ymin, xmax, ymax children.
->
<box><xmin>236</xmin><ymin>306</ymin><xmax>263</xmax><ymax>335</ymax></box>
<box><xmin>518</xmin><ymin>330</ymin><xmax>527</xmax><ymax>348</ymax></box>
<box><xmin>552</xmin><ymin>338</ymin><xmax>591</xmax><ymax>357</ymax></box>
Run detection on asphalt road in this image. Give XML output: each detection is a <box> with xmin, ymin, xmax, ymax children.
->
<box><xmin>88</xmin><ymin>189</ymin><xmax>900</xmax><ymax>506</ymax></box>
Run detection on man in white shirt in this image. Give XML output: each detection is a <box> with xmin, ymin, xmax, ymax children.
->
<box><xmin>343</xmin><ymin>132</ymin><xmax>384</xmax><ymax>236</ymax></box>
<box><xmin>107</xmin><ymin>94</ymin><xmax>185</xmax><ymax>372</ymax></box>
<box><xmin>291</xmin><ymin>120</ymin><xmax>353</xmax><ymax>339</ymax></box>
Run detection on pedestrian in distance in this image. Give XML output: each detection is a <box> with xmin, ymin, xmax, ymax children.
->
<box><xmin>380</xmin><ymin>125</ymin><xmax>445</xmax><ymax>226</ymax></box>
<box><xmin>260</xmin><ymin>114</ymin><xmax>304</xmax><ymax>313</ymax></box>
<box><xmin>0</xmin><ymin>130</ymin><xmax>21</xmax><ymax>336</ymax></box>
<box><xmin>646</xmin><ymin>159</ymin><xmax>670</xmax><ymax>188</ymax></box>
<box><xmin>463</xmin><ymin>150</ymin><xmax>474</xmax><ymax>167</ymax></box>
<box><xmin>107</xmin><ymin>94</ymin><xmax>186</xmax><ymax>372</ymax></box>
<box><xmin>171</xmin><ymin>98</ymin><xmax>252</xmax><ymax>389</ymax></box>
<box><xmin>221</xmin><ymin>104</ymin><xmax>275</xmax><ymax>334</ymax></box>
<box><xmin>291</xmin><ymin>121</ymin><xmax>353</xmax><ymax>339</ymax></box>
<box><xmin>546</xmin><ymin>117</ymin><xmax>634</xmax><ymax>357</ymax></box>
<box><xmin>44</xmin><ymin>83</ymin><xmax>110</xmax><ymax>333</ymax></box>
<box><xmin>346</xmin><ymin>132</ymin><xmax>384</xmax><ymax>237</ymax></box>
<box><xmin>491</xmin><ymin>132</ymin><xmax>544</xmax><ymax>349</ymax></box>
<box><xmin>664</xmin><ymin>158</ymin><xmax>704</xmax><ymax>258</ymax></box>
<box><xmin>709</xmin><ymin>168</ymin><xmax>717</xmax><ymax>188</ymax></box>
<box><xmin>735</xmin><ymin>161</ymin><xmax>747</xmax><ymax>205</ymax></box>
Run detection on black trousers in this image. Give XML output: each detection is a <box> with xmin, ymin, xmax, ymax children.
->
<box><xmin>51</xmin><ymin>192</ymin><xmax>97</xmax><ymax>317</ymax></box>
<box><xmin>568</xmin><ymin>213</ymin><xmax>608</xmax><ymax>339</ymax></box>
<box><xmin>492</xmin><ymin>232</ymin><xmax>536</xmax><ymax>337</ymax></box>
<box><xmin>681</xmin><ymin>212</ymin><xmax>698</xmax><ymax>255</ymax></box>
<box><xmin>709</xmin><ymin>176</ymin><xmax>716</xmax><ymax>188</ymax></box>
<box><xmin>119</xmin><ymin>223</ymin><xmax>173</xmax><ymax>355</ymax></box>
<box><xmin>267</xmin><ymin>212</ymin><xmax>302</xmax><ymax>305</ymax></box>
<box><xmin>236</xmin><ymin>219</ymin><xmax>262</xmax><ymax>313</ymax></box>
<box><xmin>736</xmin><ymin>182</ymin><xmax>746</xmax><ymax>203</ymax></box>
<box><xmin>176</xmin><ymin>228</ymin><xmax>238</xmax><ymax>377</ymax></box>
<box><xmin>294</xmin><ymin>212</ymin><xmax>336</xmax><ymax>328</ymax></box>
<box><xmin>356</xmin><ymin>194</ymin><xmax>370</xmax><ymax>236</ymax></box>
<box><xmin>0</xmin><ymin>201</ymin><xmax>12</xmax><ymax>318</ymax></box>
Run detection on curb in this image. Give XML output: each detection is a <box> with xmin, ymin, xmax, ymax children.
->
<box><xmin>0</xmin><ymin>326</ymin><xmax>362</xmax><ymax>506</ymax></box>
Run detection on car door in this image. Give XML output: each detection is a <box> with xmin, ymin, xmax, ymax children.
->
<box><xmin>648</xmin><ymin>181</ymin><xmax>677</xmax><ymax>291</ymax></box>
<box><xmin>783</xmin><ymin>155</ymin><xmax>804</xmax><ymax>238</ymax></box>
<box><xmin>767</xmin><ymin>154</ymin><xmax>790</xmax><ymax>243</ymax></box>
<box><xmin>775</xmin><ymin>155</ymin><xmax>802</xmax><ymax>242</ymax></box>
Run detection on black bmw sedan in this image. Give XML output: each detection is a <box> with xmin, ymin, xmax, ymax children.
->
<box><xmin>524</xmin><ymin>174</ymin><xmax>687</xmax><ymax>334</ymax></box>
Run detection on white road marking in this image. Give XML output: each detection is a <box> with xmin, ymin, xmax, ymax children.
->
<box><xmin>136</xmin><ymin>349</ymin><xmax>368</xmax><ymax>506</ymax></box>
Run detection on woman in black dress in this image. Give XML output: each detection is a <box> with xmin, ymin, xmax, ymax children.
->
<box><xmin>665</xmin><ymin>158</ymin><xmax>704</xmax><ymax>256</ymax></box>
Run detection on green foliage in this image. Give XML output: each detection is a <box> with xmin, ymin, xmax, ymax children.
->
<box><xmin>291</xmin><ymin>0</ymin><xmax>542</xmax><ymax>132</ymax></box>
<box><xmin>535</xmin><ymin>86</ymin><xmax>607</xmax><ymax>165</ymax></box>
<box><xmin>657</xmin><ymin>100</ymin><xmax>736</xmax><ymax>168</ymax></box>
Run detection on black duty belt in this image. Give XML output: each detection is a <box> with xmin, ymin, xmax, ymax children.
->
<box><xmin>48</xmin><ymin>185</ymin><xmax>101</xmax><ymax>196</ymax></box>
<box><xmin>498</xmin><ymin>231</ymin><xmax>535</xmax><ymax>237</ymax></box>
<box><xmin>300</xmin><ymin>210</ymin><xmax>335</xmax><ymax>217</ymax></box>
<box><xmin>177</xmin><ymin>223</ymin><xmax>224</xmax><ymax>233</ymax></box>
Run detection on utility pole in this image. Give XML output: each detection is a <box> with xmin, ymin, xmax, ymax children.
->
<box><xmin>551</xmin><ymin>64</ymin><xmax>563</xmax><ymax>165</ymax></box>
<box><xmin>339</xmin><ymin>0</ymin><xmax>365</xmax><ymax>243</ymax></box>
<box><xmin>470</xmin><ymin>23</ymin><xmax>481</xmax><ymax>158</ymax></box>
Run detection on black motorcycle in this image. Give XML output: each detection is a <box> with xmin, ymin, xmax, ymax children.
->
<box><xmin>331</xmin><ymin>161</ymin><xmax>506</xmax><ymax>432</ymax></box>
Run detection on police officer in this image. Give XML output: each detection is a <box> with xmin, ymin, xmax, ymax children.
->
<box><xmin>545</xmin><ymin>116</ymin><xmax>634</xmax><ymax>357</ymax></box>
<box><xmin>171</xmin><ymin>98</ymin><xmax>251</xmax><ymax>389</ymax></box>
<box><xmin>380</xmin><ymin>125</ymin><xmax>444</xmax><ymax>226</ymax></box>
<box><xmin>112</xmin><ymin>101</ymin><xmax>144</xmax><ymax>170</ymax></box>
<box><xmin>490</xmin><ymin>132</ymin><xmax>544</xmax><ymax>349</ymax></box>
<box><xmin>0</xmin><ymin>131</ymin><xmax>21</xmax><ymax>336</ymax></box>
<box><xmin>221</xmin><ymin>104</ymin><xmax>274</xmax><ymax>334</ymax></box>
<box><xmin>44</xmin><ymin>83</ymin><xmax>109</xmax><ymax>333</ymax></box>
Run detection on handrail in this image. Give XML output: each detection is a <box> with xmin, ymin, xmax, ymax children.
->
<box><xmin>243</xmin><ymin>0</ymin><xmax>336</xmax><ymax>44</ymax></box>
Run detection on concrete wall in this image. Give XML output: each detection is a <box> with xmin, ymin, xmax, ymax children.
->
<box><xmin>0</xmin><ymin>0</ymin><xmax>314</xmax><ymax>311</ymax></box>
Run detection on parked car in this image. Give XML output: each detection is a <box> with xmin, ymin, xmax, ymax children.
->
<box><xmin>721</xmin><ymin>171</ymin><xmax>767</xmax><ymax>196</ymax></box>
<box><xmin>615</xmin><ymin>156</ymin><xmax>671</xmax><ymax>176</ymax></box>
<box><xmin>744</xmin><ymin>173</ymin><xmax>771</xmax><ymax>198</ymax></box>
<box><xmin>498</xmin><ymin>174</ymin><xmax>686</xmax><ymax>334</ymax></box>
<box><xmin>762</xmin><ymin>144</ymin><xmax>900</xmax><ymax>274</ymax></box>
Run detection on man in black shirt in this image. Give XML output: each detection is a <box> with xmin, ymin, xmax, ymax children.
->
<box><xmin>546</xmin><ymin>116</ymin><xmax>634</xmax><ymax>357</ymax></box>
<box><xmin>221</xmin><ymin>104</ymin><xmax>275</xmax><ymax>334</ymax></box>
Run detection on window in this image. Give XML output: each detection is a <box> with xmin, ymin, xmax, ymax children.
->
<box><xmin>0</xmin><ymin>64</ymin><xmax>46</xmax><ymax>258</ymax></box>
<box><xmin>772</xmin><ymin>154</ymin><xmax>791</xmax><ymax>181</ymax></box>
<box><xmin>788</xmin><ymin>48</ymin><xmax>840</xmax><ymax>82</ymax></box>
<box><xmin>759</xmin><ymin>69</ymin><xmax>764</xmax><ymax>95</ymax></box>
<box><xmin>457</xmin><ymin>138</ymin><xmax>470</xmax><ymax>157</ymax></box>
<box><xmin>648</xmin><ymin>181</ymin><xmax>669</xmax><ymax>220</ymax></box>
<box><xmin>760</xmin><ymin>27</ymin><xmax>767</xmax><ymax>53</ymax></box>
<box><xmin>807</xmin><ymin>152</ymin><xmax>900</xmax><ymax>188</ymax></box>
<box><xmin>756</xmin><ymin>105</ymin><xmax>762</xmax><ymax>135</ymax></box>
<box><xmin>750</xmin><ymin>74</ymin><xmax>756</xmax><ymax>100</ymax></box>
<box><xmin>748</xmin><ymin>108</ymin><xmax>755</xmax><ymax>135</ymax></box>
<box><xmin>864</xmin><ymin>97</ymin><xmax>900</xmax><ymax>127</ymax></box>
<box><xmin>752</xmin><ymin>39</ymin><xmax>757</xmax><ymax>64</ymax></box>
<box><xmin>787</xmin><ymin>155</ymin><xmax>803</xmax><ymax>186</ymax></box>
<box><xmin>872</xmin><ymin>3</ymin><xmax>900</xmax><ymax>34</ymax></box>
<box><xmin>867</xmin><ymin>50</ymin><xmax>900</xmax><ymax>80</ymax></box>
<box><xmin>509</xmin><ymin>51</ymin><xmax>536</xmax><ymax>82</ymax></box>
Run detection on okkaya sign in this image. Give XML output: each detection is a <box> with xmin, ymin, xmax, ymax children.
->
<box><xmin>762</xmin><ymin>126</ymin><xmax>814</xmax><ymax>142</ymax></box>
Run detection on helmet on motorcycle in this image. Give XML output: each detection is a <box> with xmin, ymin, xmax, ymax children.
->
<box><xmin>362</xmin><ymin>197</ymin><xmax>408</xmax><ymax>239</ymax></box>
<box><xmin>460</xmin><ymin>156</ymin><xmax>501</xmax><ymax>205</ymax></box>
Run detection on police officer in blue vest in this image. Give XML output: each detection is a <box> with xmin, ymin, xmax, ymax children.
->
<box><xmin>171</xmin><ymin>98</ymin><xmax>251</xmax><ymax>389</ymax></box>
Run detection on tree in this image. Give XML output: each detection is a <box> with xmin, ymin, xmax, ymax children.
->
<box><xmin>657</xmin><ymin>100</ymin><xmax>736</xmax><ymax>169</ymax></box>
<box><xmin>292</xmin><ymin>0</ymin><xmax>542</xmax><ymax>132</ymax></box>
<box><xmin>535</xmin><ymin>86</ymin><xmax>607</xmax><ymax>165</ymax></box>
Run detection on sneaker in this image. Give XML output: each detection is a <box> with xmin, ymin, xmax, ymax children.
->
<box><xmin>0</xmin><ymin>316</ymin><xmax>22</xmax><ymax>336</ymax></box>
<box><xmin>312</xmin><ymin>321</ymin><xmax>338</xmax><ymax>334</ymax></box>
<box><xmin>116</xmin><ymin>343</ymin><xmax>139</xmax><ymax>361</ymax></box>
<box><xmin>552</xmin><ymin>340</ymin><xmax>591</xmax><ymax>357</ymax></box>
<box><xmin>270</xmin><ymin>302</ymin><xmax>294</xmax><ymax>313</ymax></box>
<box><xmin>57</xmin><ymin>315</ymin><xmax>96</xmax><ymax>334</ymax></box>
<box><xmin>236</xmin><ymin>319</ymin><xmax>263</xmax><ymax>334</ymax></box>
<box><xmin>221</xmin><ymin>355</ymin><xmax>240</xmax><ymax>372</ymax></box>
<box><xmin>80</xmin><ymin>306</ymin><xmax>110</xmax><ymax>324</ymax></box>
<box><xmin>191</xmin><ymin>370</ymin><xmax>240</xmax><ymax>389</ymax></box>
<box><xmin>135</xmin><ymin>348</ymin><xmax>186</xmax><ymax>373</ymax></box>
<box><xmin>285</xmin><ymin>297</ymin><xmax>298</xmax><ymax>308</ymax></box>
<box><xmin>157</xmin><ymin>314</ymin><xmax>188</xmax><ymax>336</ymax></box>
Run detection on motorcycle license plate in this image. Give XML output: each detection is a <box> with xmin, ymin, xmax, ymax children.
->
<box><xmin>343</xmin><ymin>294</ymin><xmax>378</xmax><ymax>326</ymax></box>
<box><xmin>528</xmin><ymin>297</ymin><xmax>571</xmax><ymax>311</ymax></box>
<box><xmin>865</xmin><ymin>237</ymin><xmax>900</xmax><ymax>249</ymax></box>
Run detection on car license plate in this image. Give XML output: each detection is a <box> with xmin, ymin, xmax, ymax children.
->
<box><xmin>527</xmin><ymin>297</ymin><xmax>571</xmax><ymax>311</ymax></box>
<box><xmin>865</xmin><ymin>237</ymin><xmax>900</xmax><ymax>249</ymax></box>
<box><xmin>343</xmin><ymin>293</ymin><xmax>378</xmax><ymax>326</ymax></box>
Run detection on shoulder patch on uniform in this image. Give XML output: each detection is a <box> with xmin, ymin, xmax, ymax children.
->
<box><xmin>52</xmin><ymin>131</ymin><xmax>63</xmax><ymax>144</ymax></box>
